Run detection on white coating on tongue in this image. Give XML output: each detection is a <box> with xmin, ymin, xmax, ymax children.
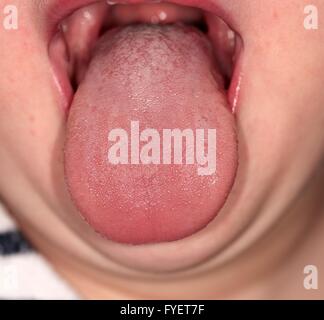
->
<box><xmin>65</xmin><ymin>25</ymin><xmax>238</xmax><ymax>244</ymax></box>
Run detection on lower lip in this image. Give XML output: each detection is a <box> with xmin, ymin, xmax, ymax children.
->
<box><xmin>228</xmin><ymin>36</ymin><xmax>244</xmax><ymax>113</ymax></box>
<box><xmin>49</xmin><ymin>58</ymin><xmax>74</xmax><ymax>112</ymax></box>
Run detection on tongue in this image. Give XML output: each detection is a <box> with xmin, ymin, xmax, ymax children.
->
<box><xmin>65</xmin><ymin>24</ymin><xmax>238</xmax><ymax>245</ymax></box>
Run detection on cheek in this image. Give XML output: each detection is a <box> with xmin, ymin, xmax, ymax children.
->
<box><xmin>236</xmin><ymin>30</ymin><xmax>324</xmax><ymax>203</ymax></box>
<box><xmin>0</xmin><ymin>103</ymin><xmax>61</xmax><ymax>200</ymax></box>
<box><xmin>0</xmin><ymin>8</ymin><xmax>66</xmax><ymax>190</ymax></box>
<box><xmin>0</xmin><ymin>54</ymin><xmax>65</xmax><ymax>203</ymax></box>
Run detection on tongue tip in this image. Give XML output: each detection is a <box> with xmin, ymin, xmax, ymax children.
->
<box><xmin>65</xmin><ymin>139</ymin><xmax>238</xmax><ymax>245</ymax></box>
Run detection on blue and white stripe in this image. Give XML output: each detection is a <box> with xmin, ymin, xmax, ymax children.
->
<box><xmin>0</xmin><ymin>203</ymin><xmax>78</xmax><ymax>300</ymax></box>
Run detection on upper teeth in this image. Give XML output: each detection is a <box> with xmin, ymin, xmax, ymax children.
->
<box><xmin>106</xmin><ymin>0</ymin><xmax>163</xmax><ymax>5</ymax></box>
<box><xmin>106</xmin><ymin>0</ymin><xmax>128</xmax><ymax>5</ymax></box>
<box><xmin>159</xmin><ymin>11</ymin><xmax>167</xmax><ymax>21</ymax></box>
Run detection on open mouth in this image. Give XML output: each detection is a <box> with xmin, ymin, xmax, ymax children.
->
<box><xmin>49</xmin><ymin>0</ymin><xmax>243</xmax><ymax>111</ymax></box>
<box><xmin>48</xmin><ymin>0</ymin><xmax>242</xmax><ymax>245</ymax></box>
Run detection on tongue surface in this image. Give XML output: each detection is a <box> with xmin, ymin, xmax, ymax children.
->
<box><xmin>65</xmin><ymin>25</ymin><xmax>237</xmax><ymax>244</ymax></box>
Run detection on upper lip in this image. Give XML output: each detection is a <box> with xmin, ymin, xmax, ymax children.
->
<box><xmin>43</xmin><ymin>0</ymin><xmax>239</xmax><ymax>39</ymax></box>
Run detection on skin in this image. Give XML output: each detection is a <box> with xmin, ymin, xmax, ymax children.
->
<box><xmin>0</xmin><ymin>0</ymin><xmax>324</xmax><ymax>299</ymax></box>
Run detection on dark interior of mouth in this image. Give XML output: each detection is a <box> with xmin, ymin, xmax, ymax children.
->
<box><xmin>51</xmin><ymin>1</ymin><xmax>239</xmax><ymax>245</ymax></box>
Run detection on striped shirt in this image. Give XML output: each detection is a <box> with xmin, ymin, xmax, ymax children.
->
<box><xmin>0</xmin><ymin>203</ymin><xmax>79</xmax><ymax>299</ymax></box>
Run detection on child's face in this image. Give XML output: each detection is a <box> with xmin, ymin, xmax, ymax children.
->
<box><xmin>0</xmin><ymin>0</ymin><xmax>323</xmax><ymax>275</ymax></box>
